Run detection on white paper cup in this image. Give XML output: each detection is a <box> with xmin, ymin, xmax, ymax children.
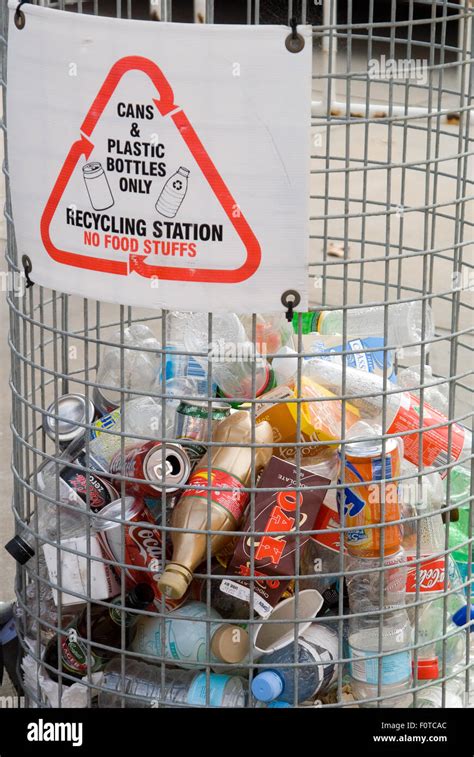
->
<box><xmin>253</xmin><ymin>589</ymin><xmax>323</xmax><ymax>657</ymax></box>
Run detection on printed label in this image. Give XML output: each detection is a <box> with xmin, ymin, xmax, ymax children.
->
<box><xmin>187</xmin><ymin>672</ymin><xmax>230</xmax><ymax>707</ymax></box>
<box><xmin>61</xmin><ymin>460</ymin><xmax>113</xmax><ymax>511</ymax></box>
<box><xmin>388</xmin><ymin>393</ymin><xmax>465</xmax><ymax>476</ymax></box>
<box><xmin>90</xmin><ymin>409</ymin><xmax>121</xmax><ymax>439</ymax></box>
<box><xmin>310</xmin><ymin>336</ymin><xmax>395</xmax><ymax>382</ymax></box>
<box><xmin>219</xmin><ymin>578</ymin><xmax>273</xmax><ymax>617</ymax></box>
<box><xmin>180</xmin><ymin>468</ymin><xmax>248</xmax><ymax>521</ymax></box>
<box><xmin>406</xmin><ymin>556</ymin><xmax>446</xmax><ymax>593</ymax></box>
<box><xmin>60</xmin><ymin>633</ymin><xmax>104</xmax><ymax>675</ymax></box>
<box><xmin>349</xmin><ymin>648</ymin><xmax>411</xmax><ymax>685</ymax></box>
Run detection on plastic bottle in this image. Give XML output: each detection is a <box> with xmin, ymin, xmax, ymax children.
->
<box><xmin>400</xmin><ymin>462</ymin><xmax>466</xmax><ymax>678</ymax></box>
<box><xmin>163</xmin><ymin>312</ymin><xmax>216</xmax><ymax>398</ymax></box>
<box><xmin>346</xmin><ymin>550</ymin><xmax>413</xmax><ymax>707</ymax></box>
<box><xmin>412</xmin><ymin>675</ymin><xmax>465</xmax><ymax>708</ymax></box>
<box><xmin>5</xmin><ymin>466</ymin><xmax>89</xmax><ymax>564</ymax></box>
<box><xmin>99</xmin><ymin>658</ymin><xmax>247</xmax><ymax>708</ymax></box>
<box><xmin>251</xmin><ymin>623</ymin><xmax>339</xmax><ymax>704</ymax></box>
<box><xmin>452</xmin><ymin>605</ymin><xmax>474</xmax><ymax>706</ymax></box>
<box><xmin>94</xmin><ymin>324</ymin><xmax>162</xmax><ymax>413</ymax></box>
<box><xmin>87</xmin><ymin>395</ymin><xmax>171</xmax><ymax>470</ymax></box>
<box><xmin>398</xmin><ymin>365</ymin><xmax>449</xmax><ymax>415</ymax></box>
<box><xmin>447</xmin><ymin>498</ymin><xmax>473</xmax><ymax>589</ymax></box>
<box><xmin>240</xmin><ymin>313</ymin><xmax>295</xmax><ymax>356</ymax></box>
<box><xmin>302</xmin><ymin>357</ymin><xmax>471</xmax><ymax>474</ymax></box>
<box><xmin>155</xmin><ymin>167</ymin><xmax>189</xmax><ymax>218</ymax></box>
<box><xmin>304</xmin><ymin>301</ymin><xmax>434</xmax><ymax>358</ymax></box>
<box><xmin>131</xmin><ymin>600</ymin><xmax>249</xmax><ymax>668</ymax></box>
<box><xmin>158</xmin><ymin>411</ymin><xmax>273</xmax><ymax>599</ymax></box>
<box><xmin>272</xmin><ymin>337</ymin><xmax>395</xmax><ymax>387</ymax></box>
<box><xmin>182</xmin><ymin>313</ymin><xmax>273</xmax><ymax>400</ymax></box>
<box><xmin>413</xmin><ymin>595</ymin><xmax>466</xmax><ymax>683</ymax></box>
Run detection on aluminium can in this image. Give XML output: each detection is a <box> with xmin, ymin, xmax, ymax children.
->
<box><xmin>337</xmin><ymin>437</ymin><xmax>402</xmax><ymax>558</ymax></box>
<box><xmin>43</xmin><ymin>394</ymin><xmax>95</xmax><ymax>449</ymax></box>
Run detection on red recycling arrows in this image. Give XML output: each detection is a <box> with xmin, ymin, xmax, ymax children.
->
<box><xmin>40</xmin><ymin>55</ymin><xmax>261</xmax><ymax>283</ymax></box>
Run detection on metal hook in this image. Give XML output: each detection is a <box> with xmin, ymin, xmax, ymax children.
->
<box><xmin>285</xmin><ymin>16</ymin><xmax>305</xmax><ymax>53</ymax></box>
<box><xmin>14</xmin><ymin>1</ymin><xmax>28</xmax><ymax>30</ymax></box>
<box><xmin>22</xmin><ymin>255</ymin><xmax>34</xmax><ymax>288</ymax></box>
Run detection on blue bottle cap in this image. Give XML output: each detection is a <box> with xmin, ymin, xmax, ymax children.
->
<box><xmin>452</xmin><ymin>605</ymin><xmax>474</xmax><ymax>629</ymax></box>
<box><xmin>251</xmin><ymin>671</ymin><xmax>284</xmax><ymax>702</ymax></box>
<box><xmin>268</xmin><ymin>701</ymin><xmax>291</xmax><ymax>708</ymax></box>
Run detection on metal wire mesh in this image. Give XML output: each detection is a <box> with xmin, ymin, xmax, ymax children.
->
<box><xmin>1</xmin><ymin>0</ymin><xmax>473</xmax><ymax>709</ymax></box>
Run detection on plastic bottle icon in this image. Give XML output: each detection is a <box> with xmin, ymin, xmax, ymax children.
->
<box><xmin>155</xmin><ymin>167</ymin><xmax>189</xmax><ymax>218</ymax></box>
<box><xmin>82</xmin><ymin>162</ymin><xmax>114</xmax><ymax>211</ymax></box>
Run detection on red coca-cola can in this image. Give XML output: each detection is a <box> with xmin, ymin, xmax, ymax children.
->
<box><xmin>109</xmin><ymin>441</ymin><xmax>191</xmax><ymax>500</ymax></box>
<box><xmin>95</xmin><ymin>496</ymin><xmax>185</xmax><ymax>610</ymax></box>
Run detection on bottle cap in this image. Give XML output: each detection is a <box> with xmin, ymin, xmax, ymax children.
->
<box><xmin>158</xmin><ymin>564</ymin><xmax>192</xmax><ymax>600</ymax></box>
<box><xmin>267</xmin><ymin>701</ymin><xmax>291</xmax><ymax>708</ymax></box>
<box><xmin>452</xmin><ymin>605</ymin><xmax>474</xmax><ymax>629</ymax></box>
<box><xmin>251</xmin><ymin>670</ymin><xmax>284</xmax><ymax>702</ymax></box>
<box><xmin>5</xmin><ymin>535</ymin><xmax>34</xmax><ymax>565</ymax></box>
<box><xmin>413</xmin><ymin>658</ymin><xmax>439</xmax><ymax>679</ymax></box>
<box><xmin>211</xmin><ymin>625</ymin><xmax>249</xmax><ymax>663</ymax></box>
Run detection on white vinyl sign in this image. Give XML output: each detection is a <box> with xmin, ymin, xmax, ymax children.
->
<box><xmin>7</xmin><ymin>4</ymin><xmax>311</xmax><ymax>313</ymax></box>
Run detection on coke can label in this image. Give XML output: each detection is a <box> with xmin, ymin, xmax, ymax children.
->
<box><xmin>406</xmin><ymin>556</ymin><xmax>446</xmax><ymax>593</ymax></box>
<box><xmin>97</xmin><ymin>497</ymin><xmax>184</xmax><ymax>610</ymax></box>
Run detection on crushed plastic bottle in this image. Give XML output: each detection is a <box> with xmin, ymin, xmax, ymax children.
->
<box><xmin>99</xmin><ymin>658</ymin><xmax>247</xmax><ymax>708</ymax></box>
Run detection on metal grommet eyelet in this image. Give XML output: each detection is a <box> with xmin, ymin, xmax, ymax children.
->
<box><xmin>281</xmin><ymin>289</ymin><xmax>301</xmax><ymax>321</ymax></box>
<box><xmin>285</xmin><ymin>32</ymin><xmax>305</xmax><ymax>53</ymax></box>
<box><xmin>285</xmin><ymin>17</ymin><xmax>305</xmax><ymax>53</ymax></box>
<box><xmin>14</xmin><ymin>9</ymin><xmax>26</xmax><ymax>30</ymax></box>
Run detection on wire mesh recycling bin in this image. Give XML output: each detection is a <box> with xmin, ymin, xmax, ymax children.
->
<box><xmin>2</xmin><ymin>0</ymin><xmax>473</xmax><ymax>709</ymax></box>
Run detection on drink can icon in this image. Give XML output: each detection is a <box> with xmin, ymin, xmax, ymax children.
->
<box><xmin>82</xmin><ymin>162</ymin><xmax>114</xmax><ymax>211</ymax></box>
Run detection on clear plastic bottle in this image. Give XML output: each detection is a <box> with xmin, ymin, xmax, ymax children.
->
<box><xmin>240</xmin><ymin>313</ymin><xmax>295</xmax><ymax>356</ymax></box>
<box><xmin>447</xmin><ymin>497</ymin><xmax>473</xmax><ymax>588</ymax></box>
<box><xmin>413</xmin><ymin>596</ymin><xmax>466</xmax><ymax>682</ymax></box>
<box><xmin>401</xmin><ymin>461</ymin><xmax>466</xmax><ymax>677</ymax></box>
<box><xmin>452</xmin><ymin>605</ymin><xmax>474</xmax><ymax>706</ymax></box>
<box><xmin>346</xmin><ymin>550</ymin><xmax>413</xmax><ymax>707</ymax></box>
<box><xmin>95</xmin><ymin>324</ymin><xmax>162</xmax><ymax>413</ymax></box>
<box><xmin>163</xmin><ymin>312</ymin><xmax>216</xmax><ymax>399</ymax></box>
<box><xmin>302</xmin><ymin>357</ymin><xmax>471</xmax><ymax>474</ymax></box>
<box><xmin>315</xmin><ymin>300</ymin><xmax>434</xmax><ymax>358</ymax></box>
<box><xmin>5</xmin><ymin>467</ymin><xmax>89</xmax><ymax>564</ymax></box>
<box><xmin>182</xmin><ymin>313</ymin><xmax>273</xmax><ymax>400</ymax></box>
<box><xmin>87</xmin><ymin>395</ymin><xmax>171</xmax><ymax>470</ymax></box>
<box><xmin>251</xmin><ymin>623</ymin><xmax>339</xmax><ymax>704</ymax></box>
<box><xmin>98</xmin><ymin>658</ymin><xmax>247</xmax><ymax>708</ymax></box>
<box><xmin>412</xmin><ymin>676</ymin><xmax>465</xmax><ymax>708</ymax></box>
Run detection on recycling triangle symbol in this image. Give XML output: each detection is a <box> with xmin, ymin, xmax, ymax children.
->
<box><xmin>40</xmin><ymin>55</ymin><xmax>261</xmax><ymax>283</ymax></box>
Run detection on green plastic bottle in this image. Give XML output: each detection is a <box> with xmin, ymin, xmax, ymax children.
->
<box><xmin>291</xmin><ymin>311</ymin><xmax>320</xmax><ymax>334</ymax></box>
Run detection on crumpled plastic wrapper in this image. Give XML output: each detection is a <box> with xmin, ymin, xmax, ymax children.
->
<box><xmin>22</xmin><ymin>643</ymin><xmax>103</xmax><ymax>708</ymax></box>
